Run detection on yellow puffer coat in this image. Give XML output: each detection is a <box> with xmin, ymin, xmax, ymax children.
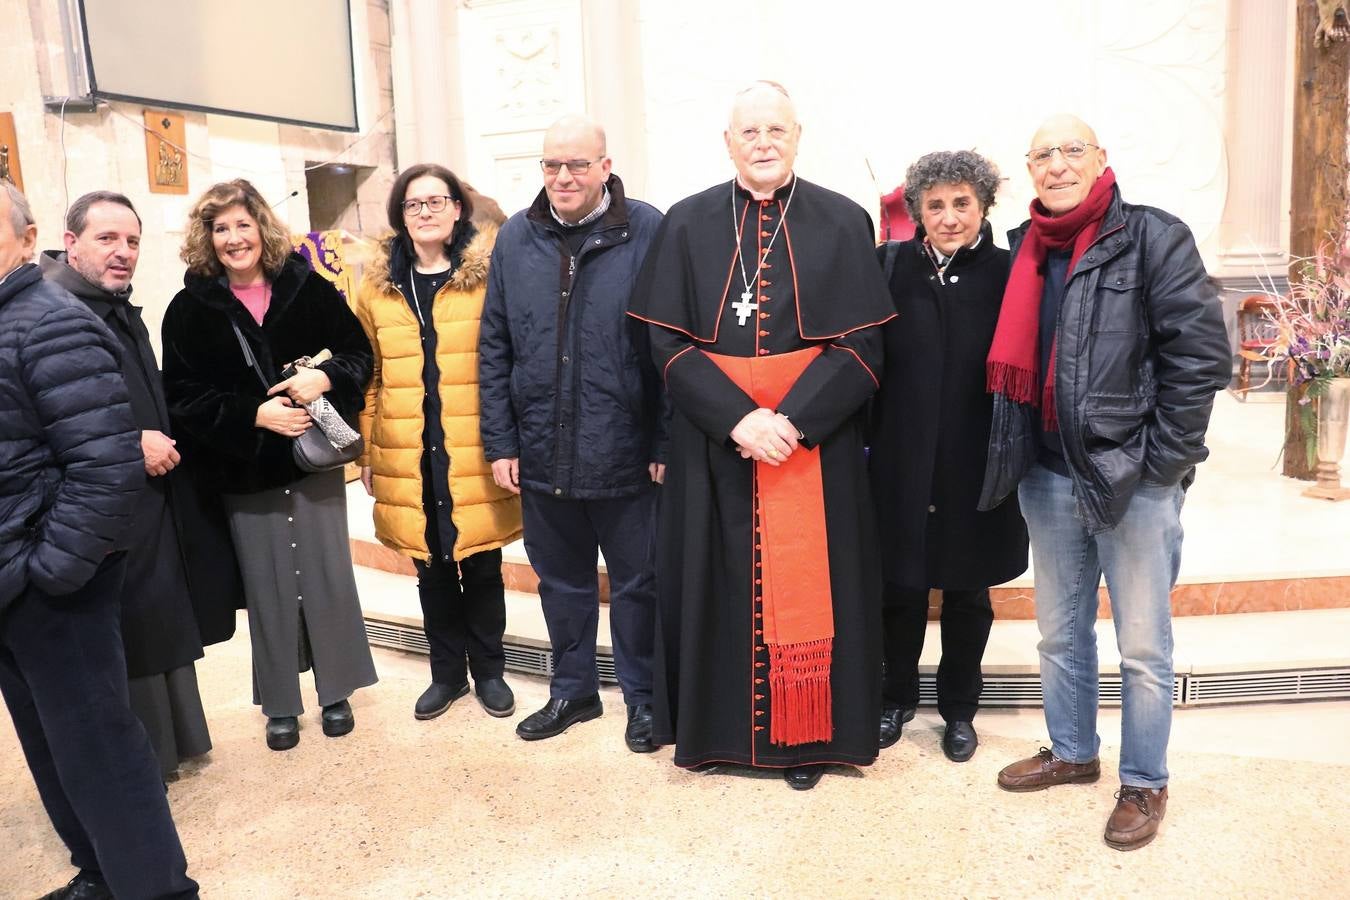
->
<box><xmin>353</xmin><ymin>224</ymin><xmax>522</xmax><ymax>561</ymax></box>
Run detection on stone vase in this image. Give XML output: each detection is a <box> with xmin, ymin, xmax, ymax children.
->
<box><xmin>1303</xmin><ymin>376</ymin><xmax>1350</xmax><ymax>500</ymax></box>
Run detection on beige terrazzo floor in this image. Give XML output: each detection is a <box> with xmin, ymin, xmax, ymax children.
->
<box><xmin>2</xmin><ymin>616</ymin><xmax>1347</xmax><ymax>899</ymax></box>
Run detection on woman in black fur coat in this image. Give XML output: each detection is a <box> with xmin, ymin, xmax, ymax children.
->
<box><xmin>162</xmin><ymin>179</ymin><xmax>377</xmax><ymax>751</ymax></box>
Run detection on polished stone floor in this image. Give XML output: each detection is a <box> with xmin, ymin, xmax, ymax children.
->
<box><xmin>2</xmin><ymin>614</ymin><xmax>1346</xmax><ymax>899</ymax></box>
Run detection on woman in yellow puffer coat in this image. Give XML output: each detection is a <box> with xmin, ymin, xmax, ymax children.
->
<box><xmin>354</xmin><ymin>164</ymin><xmax>522</xmax><ymax>722</ymax></box>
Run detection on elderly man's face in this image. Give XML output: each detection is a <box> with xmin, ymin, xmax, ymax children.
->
<box><xmin>1027</xmin><ymin>118</ymin><xmax>1107</xmax><ymax>216</ymax></box>
<box><xmin>725</xmin><ymin>90</ymin><xmax>801</xmax><ymax>196</ymax></box>
<box><xmin>65</xmin><ymin>201</ymin><xmax>141</xmax><ymax>293</ymax></box>
<box><xmin>542</xmin><ymin>126</ymin><xmax>611</xmax><ymax>224</ymax></box>
<box><xmin>0</xmin><ymin>191</ymin><xmax>38</xmax><ymax>279</ymax></box>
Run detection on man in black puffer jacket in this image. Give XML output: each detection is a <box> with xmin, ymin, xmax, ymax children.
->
<box><xmin>480</xmin><ymin>114</ymin><xmax>667</xmax><ymax>752</ymax></box>
<box><xmin>980</xmin><ymin>116</ymin><xmax>1230</xmax><ymax>853</ymax></box>
<box><xmin>0</xmin><ymin>183</ymin><xmax>198</xmax><ymax>899</ymax></box>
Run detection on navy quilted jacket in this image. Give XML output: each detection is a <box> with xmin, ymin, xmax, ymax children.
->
<box><xmin>0</xmin><ymin>263</ymin><xmax>144</xmax><ymax>610</ymax></box>
<box><xmin>479</xmin><ymin>176</ymin><xmax>667</xmax><ymax>499</ymax></box>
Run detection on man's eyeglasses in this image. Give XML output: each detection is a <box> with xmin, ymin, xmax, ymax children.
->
<box><xmin>1026</xmin><ymin>141</ymin><xmax>1100</xmax><ymax>166</ymax></box>
<box><xmin>402</xmin><ymin>195</ymin><xmax>455</xmax><ymax>216</ymax></box>
<box><xmin>540</xmin><ymin>158</ymin><xmax>602</xmax><ymax>176</ymax></box>
<box><xmin>734</xmin><ymin>125</ymin><xmax>793</xmax><ymax>145</ymax></box>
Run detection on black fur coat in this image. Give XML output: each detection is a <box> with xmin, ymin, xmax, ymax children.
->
<box><xmin>162</xmin><ymin>253</ymin><xmax>373</xmax><ymax>494</ymax></box>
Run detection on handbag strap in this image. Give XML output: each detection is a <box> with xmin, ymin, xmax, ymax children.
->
<box><xmin>230</xmin><ymin>320</ymin><xmax>271</xmax><ymax>391</ymax></box>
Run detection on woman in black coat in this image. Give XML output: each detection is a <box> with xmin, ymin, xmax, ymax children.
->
<box><xmin>162</xmin><ymin>179</ymin><xmax>377</xmax><ymax>752</ymax></box>
<box><xmin>870</xmin><ymin>151</ymin><xmax>1028</xmax><ymax>762</ymax></box>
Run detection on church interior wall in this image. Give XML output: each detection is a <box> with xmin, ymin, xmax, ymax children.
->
<box><xmin>0</xmin><ymin>0</ymin><xmax>1299</xmax><ymax>359</ymax></box>
<box><xmin>448</xmin><ymin>0</ymin><xmax>1282</xmax><ymax>282</ymax></box>
<box><xmin>0</xmin><ymin>0</ymin><xmax>398</xmax><ymax>356</ymax></box>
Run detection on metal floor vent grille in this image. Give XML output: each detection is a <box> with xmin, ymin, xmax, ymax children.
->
<box><xmin>364</xmin><ymin>620</ymin><xmax>429</xmax><ymax>656</ymax></box>
<box><xmin>1184</xmin><ymin>669</ymin><xmax>1350</xmax><ymax>705</ymax></box>
<box><xmin>366</xmin><ymin>618</ymin><xmax>620</xmax><ymax>684</ymax></box>
<box><xmin>919</xmin><ymin>675</ymin><xmax>1182</xmax><ymax>708</ymax></box>
<box><xmin>363</xmin><ymin>616</ymin><xmax>1350</xmax><ymax>707</ymax></box>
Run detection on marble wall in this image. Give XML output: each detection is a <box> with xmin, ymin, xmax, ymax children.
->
<box><xmin>0</xmin><ymin>0</ymin><xmax>1299</xmax><ymax>348</ymax></box>
<box><xmin>443</xmin><ymin>0</ymin><xmax>1291</xmax><ymax>276</ymax></box>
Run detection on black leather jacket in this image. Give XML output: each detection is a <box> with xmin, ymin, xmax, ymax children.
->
<box><xmin>980</xmin><ymin>187</ymin><xmax>1230</xmax><ymax>534</ymax></box>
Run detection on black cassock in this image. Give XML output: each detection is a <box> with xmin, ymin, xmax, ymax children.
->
<box><xmin>630</xmin><ymin>176</ymin><xmax>895</xmax><ymax>768</ymax></box>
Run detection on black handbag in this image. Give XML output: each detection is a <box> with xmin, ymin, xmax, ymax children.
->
<box><xmin>290</xmin><ymin>417</ymin><xmax>362</xmax><ymax>473</ymax></box>
<box><xmin>230</xmin><ymin>321</ymin><xmax>363</xmax><ymax>473</ymax></box>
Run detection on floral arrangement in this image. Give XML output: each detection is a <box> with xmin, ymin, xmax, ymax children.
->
<box><xmin>1263</xmin><ymin>244</ymin><xmax>1350</xmax><ymax>388</ymax></box>
<box><xmin>1253</xmin><ymin>242</ymin><xmax>1350</xmax><ymax>472</ymax></box>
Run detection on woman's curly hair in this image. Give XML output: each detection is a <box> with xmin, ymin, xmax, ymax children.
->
<box><xmin>903</xmin><ymin>150</ymin><xmax>1001</xmax><ymax>224</ymax></box>
<box><xmin>180</xmin><ymin>178</ymin><xmax>293</xmax><ymax>278</ymax></box>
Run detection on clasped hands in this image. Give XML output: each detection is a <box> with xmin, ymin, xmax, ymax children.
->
<box><xmin>255</xmin><ymin>367</ymin><xmax>332</xmax><ymax>437</ymax></box>
<box><xmin>730</xmin><ymin>408</ymin><xmax>799</xmax><ymax>467</ymax></box>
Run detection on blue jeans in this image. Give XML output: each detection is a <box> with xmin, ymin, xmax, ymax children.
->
<box><xmin>1018</xmin><ymin>464</ymin><xmax>1183</xmax><ymax>788</ymax></box>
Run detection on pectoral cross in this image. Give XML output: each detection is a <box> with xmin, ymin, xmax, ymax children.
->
<box><xmin>732</xmin><ymin>289</ymin><xmax>758</xmax><ymax>326</ymax></box>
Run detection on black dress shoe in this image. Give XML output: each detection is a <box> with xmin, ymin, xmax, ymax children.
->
<box><xmin>878</xmin><ymin>706</ymin><xmax>917</xmax><ymax>749</ymax></box>
<box><xmin>321</xmin><ymin>699</ymin><xmax>355</xmax><ymax>737</ymax></box>
<box><xmin>38</xmin><ymin>871</ymin><xmax>113</xmax><ymax>899</ymax></box>
<box><xmin>942</xmin><ymin>720</ymin><xmax>978</xmax><ymax>762</ymax></box>
<box><xmin>624</xmin><ymin>703</ymin><xmax>658</xmax><ymax>753</ymax></box>
<box><xmin>415</xmin><ymin>681</ymin><xmax>469</xmax><ymax>720</ymax></box>
<box><xmin>783</xmin><ymin>765</ymin><xmax>826</xmax><ymax>790</ymax></box>
<box><xmin>265</xmin><ymin>716</ymin><xmax>299</xmax><ymax>751</ymax></box>
<box><xmin>515</xmin><ymin>694</ymin><xmax>602</xmax><ymax>741</ymax></box>
<box><xmin>474</xmin><ymin>677</ymin><xmax>516</xmax><ymax>717</ymax></box>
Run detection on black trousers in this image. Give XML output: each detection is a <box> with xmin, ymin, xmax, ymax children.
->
<box><xmin>413</xmin><ymin>541</ymin><xmax>507</xmax><ymax>687</ymax></box>
<box><xmin>881</xmin><ymin>583</ymin><xmax>993</xmax><ymax>722</ymax></box>
<box><xmin>0</xmin><ymin>554</ymin><xmax>198</xmax><ymax>900</ymax></box>
<box><xmin>521</xmin><ymin>487</ymin><xmax>657</xmax><ymax>706</ymax></box>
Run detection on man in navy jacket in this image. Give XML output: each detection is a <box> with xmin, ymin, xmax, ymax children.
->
<box><xmin>0</xmin><ymin>182</ymin><xmax>198</xmax><ymax>899</ymax></box>
<box><xmin>479</xmin><ymin>114</ymin><xmax>666</xmax><ymax>752</ymax></box>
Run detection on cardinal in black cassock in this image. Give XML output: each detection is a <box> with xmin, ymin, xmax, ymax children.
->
<box><xmin>628</xmin><ymin>82</ymin><xmax>895</xmax><ymax>789</ymax></box>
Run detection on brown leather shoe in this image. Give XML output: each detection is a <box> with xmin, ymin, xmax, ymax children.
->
<box><xmin>997</xmin><ymin>746</ymin><xmax>1101</xmax><ymax>792</ymax></box>
<box><xmin>1104</xmin><ymin>785</ymin><xmax>1168</xmax><ymax>850</ymax></box>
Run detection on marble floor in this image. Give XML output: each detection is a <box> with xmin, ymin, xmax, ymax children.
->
<box><xmin>2</xmin><ymin>614</ymin><xmax>1347</xmax><ymax>899</ymax></box>
<box><xmin>6</xmin><ymin>392</ymin><xmax>1347</xmax><ymax>898</ymax></box>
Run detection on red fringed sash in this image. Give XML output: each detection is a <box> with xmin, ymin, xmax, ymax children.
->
<box><xmin>707</xmin><ymin>347</ymin><xmax>833</xmax><ymax>747</ymax></box>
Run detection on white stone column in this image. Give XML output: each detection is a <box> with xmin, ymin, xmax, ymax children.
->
<box><xmin>581</xmin><ymin>0</ymin><xmax>647</xmax><ymax>199</ymax></box>
<box><xmin>1218</xmin><ymin>0</ymin><xmax>1289</xmax><ymax>273</ymax></box>
<box><xmin>390</xmin><ymin>0</ymin><xmax>467</xmax><ymax>169</ymax></box>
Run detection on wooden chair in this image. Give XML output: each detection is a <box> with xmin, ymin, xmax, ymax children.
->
<box><xmin>1234</xmin><ymin>293</ymin><xmax>1285</xmax><ymax>397</ymax></box>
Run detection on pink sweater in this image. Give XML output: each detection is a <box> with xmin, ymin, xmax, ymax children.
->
<box><xmin>230</xmin><ymin>281</ymin><xmax>271</xmax><ymax>325</ymax></box>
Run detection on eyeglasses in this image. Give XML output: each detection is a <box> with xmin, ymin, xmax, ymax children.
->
<box><xmin>734</xmin><ymin>125</ymin><xmax>794</xmax><ymax>145</ymax></box>
<box><xmin>1026</xmin><ymin>141</ymin><xmax>1100</xmax><ymax>166</ymax></box>
<box><xmin>402</xmin><ymin>195</ymin><xmax>455</xmax><ymax>216</ymax></box>
<box><xmin>540</xmin><ymin>159</ymin><xmax>602</xmax><ymax>176</ymax></box>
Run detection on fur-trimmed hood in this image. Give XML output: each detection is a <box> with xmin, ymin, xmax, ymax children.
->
<box><xmin>365</xmin><ymin>221</ymin><xmax>498</xmax><ymax>297</ymax></box>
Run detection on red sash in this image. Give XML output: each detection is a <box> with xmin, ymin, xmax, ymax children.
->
<box><xmin>707</xmin><ymin>347</ymin><xmax>833</xmax><ymax>747</ymax></box>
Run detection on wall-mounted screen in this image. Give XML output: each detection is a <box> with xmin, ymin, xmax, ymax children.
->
<box><xmin>79</xmin><ymin>0</ymin><xmax>358</xmax><ymax>132</ymax></box>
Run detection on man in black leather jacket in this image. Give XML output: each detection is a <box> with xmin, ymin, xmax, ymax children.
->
<box><xmin>981</xmin><ymin>115</ymin><xmax>1229</xmax><ymax>852</ymax></box>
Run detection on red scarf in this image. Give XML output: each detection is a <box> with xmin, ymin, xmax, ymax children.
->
<box><xmin>986</xmin><ymin>167</ymin><xmax>1116</xmax><ymax>430</ymax></box>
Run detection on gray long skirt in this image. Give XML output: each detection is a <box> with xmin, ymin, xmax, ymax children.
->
<box><xmin>224</xmin><ymin>469</ymin><xmax>378</xmax><ymax>717</ymax></box>
<box><xmin>128</xmin><ymin>663</ymin><xmax>212</xmax><ymax>778</ymax></box>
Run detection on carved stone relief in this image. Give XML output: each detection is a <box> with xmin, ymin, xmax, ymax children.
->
<box><xmin>493</xmin><ymin>26</ymin><xmax>564</xmax><ymax>119</ymax></box>
<box><xmin>1091</xmin><ymin>0</ymin><xmax>1228</xmax><ymax>249</ymax></box>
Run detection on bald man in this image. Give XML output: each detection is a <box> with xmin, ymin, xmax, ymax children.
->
<box><xmin>630</xmin><ymin>82</ymin><xmax>895</xmax><ymax>790</ymax></box>
<box><xmin>480</xmin><ymin>114</ymin><xmax>667</xmax><ymax>751</ymax></box>
<box><xmin>978</xmin><ymin>115</ymin><xmax>1229</xmax><ymax>849</ymax></box>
